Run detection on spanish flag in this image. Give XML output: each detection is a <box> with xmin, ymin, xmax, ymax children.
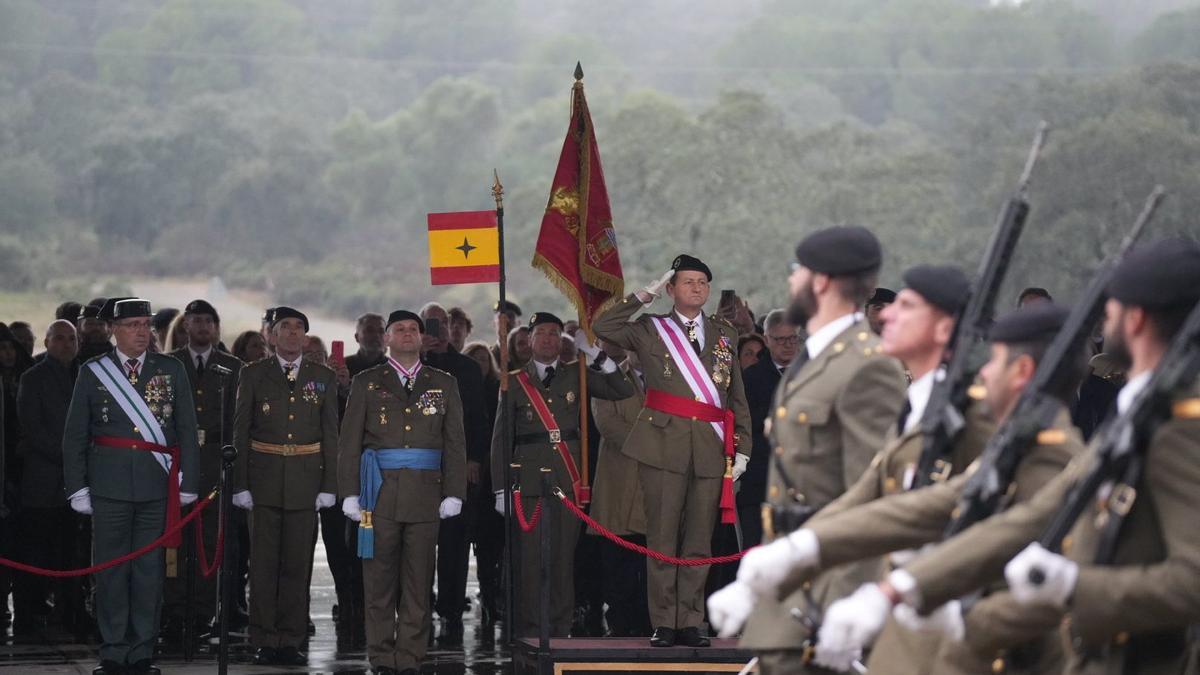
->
<box><xmin>427</xmin><ymin>210</ymin><xmax>501</xmax><ymax>285</ymax></box>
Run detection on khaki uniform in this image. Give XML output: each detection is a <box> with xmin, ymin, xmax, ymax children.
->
<box><xmin>901</xmin><ymin>381</ymin><xmax>1200</xmax><ymax>675</ymax></box>
<box><xmin>592</xmin><ymin>294</ymin><xmax>752</xmax><ymax>631</ymax></box>
<box><xmin>338</xmin><ymin>363</ymin><xmax>466</xmax><ymax>672</ymax></box>
<box><xmin>739</xmin><ymin>318</ymin><xmax>906</xmax><ymax>674</ymax></box>
<box><xmin>232</xmin><ymin>357</ymin><xmax>338</xmax><ymax>650</ymax></box>
<box><xmin>490</xmin><ymin>359</ymin><xmax>632</xmax><ymax>636</ymax></box>
<box><xmin>588</xmin><ymin>360</ymin><xmax>647</xmax><ymax>536</ymax></box>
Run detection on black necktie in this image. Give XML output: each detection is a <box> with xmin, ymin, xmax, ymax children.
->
<box><xmin>897</xmin><ymin>400</ymin><xmax>913</xmax><ymax>435</ymax></box>
<box><xmin>196</xmin><ymin>354</ymin><xmax>204</xmax><ymax>375</ymax></box>
<box><xmin>542</xmin><ymin>366</ymin><xmax>556</xmax><ymax>387</ymax></box>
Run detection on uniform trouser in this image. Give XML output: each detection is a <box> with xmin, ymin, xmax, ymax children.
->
<box><xmin>471</xmin><ymin>472</ymin><xmax>505</xmax><ymax>616</ymax></box>
<box><xmin>92</xmin><ymin>495</ymin><xmax>166</xmax><ymax>665</ymax></box>
<box><xmin>162</xmin><ymin>501</ymin><xmax>222</xmax><ymax>624</ymax></box>
<box><xmin>435</xmin><ymin>508</ymin><xmax>470</xmax><ymax>621</ymax></box>
<box><xmin>363</xmin><ymin>515</ymin><xmax>438</xmax><ymax>671</ymax></box>
<box><xmin>318</xmin><ymin>505</ymin><xmax>354</xmax><ymax>615</ymax></box>
<box><xmin>249</xmin><ymin>504</ymin><xmax>316</xmax><ymax>649</ymax></box>
<box><xmin>20</xmin><ymin>506</ymin><xmax>87</xmax><ymax>624</ymax></box>
<box><xmin>517</xmin><ymin>493</ymin><xmax>580</xmax><ymax>637</ymax></box>
<box><xmin>638</xmin><ymin>463</ymin><xmax>721</xmax><ymax>630</ymax></box>
<box><xmin>600</xmin><ymin>534</ymin><xmax>651</xmax><ymax>637</ymax></box>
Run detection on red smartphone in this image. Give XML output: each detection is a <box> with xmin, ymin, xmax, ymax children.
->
<box><xmin>331</xmin><ymin>340</ymin><xmax>345</xmax><ymax>364</ymax></box>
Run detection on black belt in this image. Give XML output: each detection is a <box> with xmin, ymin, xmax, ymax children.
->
<box><xmin>515</xmin><ymin>429</ymin><xmax>580</xmax><ymax>445</ymax></box>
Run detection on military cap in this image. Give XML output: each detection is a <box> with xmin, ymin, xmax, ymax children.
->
<box><xmin>112</xmin><ymin>298</ymin><xmax>153</xmax><ymax>321</ymax></box>
<box><xmin>386</xmin><ymin>309</ymin><xmax>425</xmax><ymax>333</ymax></box>
<box><xmin>262</xmin><ymin>307</ymin><xmax>276</xmax><ymax>324</ymax></box>
<box><xmin>97</xmin><ymin>297</ymin><xmax>135</xmax><ymax>322</ymax></box>
<box><xmin>528</xmin><ymin>312</ymin><xmax>565</xmax><ymax>330</ymax></box>
<box><xmin>671</xmin><ymin>254</ymin><xmax>713</xmax><ymax>282</ymax></box>
<box><xmin>151</xmin><ymin>307</ymin><xmax>179</xmax><ymax>332</ymax></box>
<box><xmin>78</xmin><ymin>304</ymin><xmax>103</xmax><ymax>321</ymax></box>
<box><xmin>794</xmin><ymin>226</ymin><xmax>883</xmax><ymax>275</ymax></box>
<box><xmin>270</xmin><ymin>306</ymin><xmax>310</xmax><ymax>332</ymax></box>
<box><xmin>903</xmin><ymin>265</ymin><xmax>970</xmax><ymax>315</ymax></box>
<box><xmin>183</xmin><ymin>300</ymin><xmax>219</xmax><ymax>323</ymax></box>
<box><xmin>989</xmin><ymin>302</ymin><xmax>1069</xmax><ymax>344</ymax></box>
<box><xmin>867</xmin><ymin>287</ymin><xmax>897</xmax><ymax>306</ymax></box>
<box><xmin>493</xmin><ymin>300</ymin><xmax>523</xmax><ymax>317</ymax></box>
<box><xmin>1107</xmin><ymin>237</ymin><xmax>1200</xmax><ymax>309</ymax></box>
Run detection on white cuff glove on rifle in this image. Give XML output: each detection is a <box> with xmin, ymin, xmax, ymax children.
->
<box><xmin>736</xmin><ymin>528</ymin><xmax>819</xmax><ymax>596</ymax></box>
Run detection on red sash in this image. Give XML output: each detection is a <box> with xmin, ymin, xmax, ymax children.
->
<box><xmin>94</xmin><ymin>435</ymin><xmax>183</xmax><ymax>547</ymax></box>
<box><xmin>515</xmin><ymin>372</ymin><xmax>590</xmax><ymax>504</ymax></box>
<box><xmin>643</xmin><ymin>388</ymin><xmax>738</xmax><ymax>524</ymax></box>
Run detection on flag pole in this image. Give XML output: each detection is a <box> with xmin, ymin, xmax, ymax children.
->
<box><xmin>493</xmin><ymin>170</ymin><xmax>517</xmax><ymax>645</ymax></box>
<box><xmin>573</xmin><ymin>62</ymin><xmax>592</xmax><ymax>504</ymax></box>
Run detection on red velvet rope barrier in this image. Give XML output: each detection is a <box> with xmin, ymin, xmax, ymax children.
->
<box><xmin>511</xmin><ymin>489</ymin><xmax>543</xmax><ymax>532</ymax></box>
<box><xmin>193</xmin><ymin>501</ymin><xmax>225</xmax><ymax>580</ymax></box>
<box><xmin>0</xmin><ymin>494</ymin><xmax>218</xmax><ymax>578</ymax></box>
<box><xmin>556</xmin><ymin>489</ymin><xmax>749</xmax><ymax>566</ymax></box>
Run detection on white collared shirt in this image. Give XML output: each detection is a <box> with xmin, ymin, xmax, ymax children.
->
<box><xmin>676</xmin><ymin>310</ymin><xmax>706</xmax><ymax>350</ymax></box>
<box><xmin>277</xmin><ymin>354</ymin><xmax>302</xmax><ymax>374</ymax></box>
<box><xmin>188</xmin><ymin>344</ymin><xmax>213</xmax><ymax>368</ymax></box>
<box><xmin>115</xmin><ymin>348</ymin><xmax>146</xmax><ymax>374</ymax></box>
<box><xmin>904</xmin><ymin>370</ymin><xmax>936</xmax><ymax>433</ymax></box>
<box><xmin>1116</xmin><ymin>370</ymin><xmax>1152</xmax><ymax>415</ymax></box>
<box><xmin>804</xmin><ymin>312</ymin><xmax>862</xmax><ymax>361</ymax></box>
<box><xmin>532</xmin><ymin>359</ymin><xmax>558</xmax><ymax>383</ymax></box>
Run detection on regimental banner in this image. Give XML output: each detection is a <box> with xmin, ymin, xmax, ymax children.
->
<box><xmin>427</xmin><ymin>210</ymin><xmax>501</xmax><ymax>285</ymax></box>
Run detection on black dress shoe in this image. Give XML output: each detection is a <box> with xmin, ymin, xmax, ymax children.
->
<box><xmin>275</xmin><ymin>645</ymin><xmax>308</xmax><ymax>666</ymax></box>
<box><xmin>127</xmin><ymin>659</ymin><xmax>161</xmax><ymax>674</ymax></box>
<box><xmin>437</xmin><ymin>617</ymin><xmax>464</xmax><ymax>648</ymax></box>
<box><xmin>677</xmin><ymin>626</ymin><xmax>710</xmax><ymax>647</ymax></box>
<box><xmin>253</xmin><ymin>647</ymin><xmax>277</xmax><ymax>665</ymax></box>
<box><xmin>92</xmin><ymin>660</ymin><xmax>124</xmax><ymax>675</ymax></box>
<box><xmin>649</xmin><ymin>626</ymin><xmax>676</xmax><ymax>647</ymax></box>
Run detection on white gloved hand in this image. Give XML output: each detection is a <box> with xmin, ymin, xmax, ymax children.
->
<box><xmin>637</xmin><ymin>269</ymin><xmax>675</xmax><ymax>302</ymax></box>
<box><xmin>812</xmin><ymin>644</ymin><xmax>863</xmax><ymax>673</ymax></box>
<box><xmin>707</xmin><ymin>580</ymin><xmax>756</xmax><ymax>638</ymax></box>
<box><xmin>70</xmin><ymin>491</ymin><xmax>93</xmax><ymax>515</ymax></box>
<box><xmin>315</xmin><ymin>492</ymin><xmax>336</xmax><ymax>511</ymax></box>
<box><xmin>814</xmin><ymin>584</ymin><xmax>892</xmax><ymax>669</ymax></box>
<box><xmin>735</xmin><ymin>528</ymin><xmax>819</xmax><ymax>596</ymax></box>
<box><xmin>576</xmin><ymin>336</ymin><xmax>601</xmax><ymax>360</ymax></box>
<box><xmin>892</xmin><ymin>600</ymin><xmax>965</xmax><ymax>642</ymax></box>
<box><xmin>231</xmin><ymin>490</ymin><xmax>254</xmax><ymax>510</ymax></box>
<box><xmin>439</xmin><ymin>496</ymin><xmax>463</xmax><ymax>519</ymax></box>
<box><xmin>1005</xmin><ymin>543</ymin><xmax>1078</xmax><ymax>608</ymax></box>
<box><xmin>494</xmin><ymin>490</ymin><xmax>506</xmax><ymax>515</ymax></box>
<box><xmin>180</xmin><ymin>492</ymin><xmax>198</xmax><ymax>506</ymax></box>
<box><xmin>342</xmin><ymin>496</ymin><xmax>362</xmax><ymax>522</ymax></box>
<box><xmin>732</xmin><ymin>453</ymin><xmax>750</xmax><ymax>481</ymax></box>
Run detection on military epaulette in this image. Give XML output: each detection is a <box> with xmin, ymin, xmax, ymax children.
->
<box><xmin>1036</xmin><ymin>429</ymin><xmax>1068</xmax><ymax>446</ymax></box>
<box><xmin>710</xmin><ymin>314</ymin><xmax>735</xmax><ymax>328</ymax></box>
<box><xmin>1172</xmin><ymin>398</ymin><xmax>1200</xmax><ymax>420</ymax></box>
<box><xmin>420</xmin><ymin>364</ymin><xmax>453</xmax><ymax>380</ymax></box>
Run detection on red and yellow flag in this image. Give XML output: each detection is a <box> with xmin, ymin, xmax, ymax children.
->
<box><xmin>532</xmin><ymin>65</ymin><xmax>624</xmax><ymax>338</ymax></box>
<box><xmin>427</xmin><ymin>210</ymin><xmax>501</xmax><ymax>285</ymax></box>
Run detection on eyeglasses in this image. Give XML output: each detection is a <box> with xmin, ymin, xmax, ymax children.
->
<box><xmin>768</xmin><ymin>334</ymin><xmax>801</xmax><ymax>344</ymax></box>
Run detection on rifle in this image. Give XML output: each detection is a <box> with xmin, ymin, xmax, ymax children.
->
<box><xmin>944</xmin><ymin>187</ymin><xmax>1164</xmax><ymax>539</ymax></box>
<box><xmin>912</xmin><ymin>122</ymin><xmax>1049</xmax><ymax>489</ymax></box>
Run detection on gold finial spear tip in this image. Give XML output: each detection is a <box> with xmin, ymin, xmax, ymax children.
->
<box><xmin>574</xmin><ymin>61</ymin><xmax>584</xmax><ymax>81</ymax></box>
<box><xmin>491</xmin><ymin>169</ymin><xmax>504</xmax><ymax>206</ymax></box>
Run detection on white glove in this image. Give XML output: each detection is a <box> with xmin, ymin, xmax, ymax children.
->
<box><xmin>439</xmin><ymin>496</ymin><xmax>463</xmax><ymax>519</ymax></box>
<box><xmin>814</xmin><ymin>584</ymin><xmax>892</xmax><ymax>669</ymax></box>
<box><xmin>315</xmin><ymin>492</ymin><xmax>336</xmax><ymax>510</ymax></box>
<box><xmin>812</xmin><ymin>644</ymin><xmax>863</xmax><ymax>673</ymax></box>
<box><xmin>638</xmin><ymin>269</ymin><xmax>675</xmax><ymax>301</ymax></box>
<box><xmin>1005</xmin><ymin>543</ymin><xmax>1078</xmax><ymax>608</ymax></box>
<box><xmin>342</xmin><ymin>496</ymin><xmax>362</xmax><ymax>522</ymax></box>
<box><xmin>732</xmin><ymin>453</ymin><xmax>750</xmax><ymax>481</ymax></box>
<box><xmin>70</xmin><ymin>490</ymin><xmax>93</xmax><ymax>515</ymax></box>
<box><xmin>735</xmin><ymin>528</ymin><xmax>819</xmax><ymax>596</ymax></box>
<box><xmin>494</xmin><ymin>490</ymin><xmax>506</xmax><ymax>515</ymax></box>
<box><xmin>892</xmin><ymin>600</ymin><xmax>965</xmax><ymax>642</ymax></box>
<box><xmin>180</xmin><ymin>492</ymin><xmax>198</xmax><ymax>506</ymax></box>
<box><xmin>577</xmin><ymin>336</ymin><xmax>601</xmax><ymax>360</ymax></box>
<box><xmin>707</xmin><ymin>580</ymin><xmax>755</xmax><ymax>638</ymax></box>
<box><xmin>231</xmin><ymin>490</ymin><xmax>254</xmax><ymax>510</ymax></box>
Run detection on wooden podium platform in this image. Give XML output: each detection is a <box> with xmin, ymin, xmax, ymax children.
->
<box><xmin>512</xmin><ymin>637</ymin><xmax>755</xmax><ymax>675</ymax></box>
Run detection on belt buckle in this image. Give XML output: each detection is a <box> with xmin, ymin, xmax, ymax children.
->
<box><xmin>283</xmin><ymin>443</ymin><xmax>297</xmax><ymax>456</ymax></box>
<box><xmin>549</xmin><ymin>430</ymin><xmax>561</xmax><ymax>444</ymax></box>
<box><xmin>1109</xmin><ymin>483</ymin><xmax>1137</xmax><ymax>516</ymax></box>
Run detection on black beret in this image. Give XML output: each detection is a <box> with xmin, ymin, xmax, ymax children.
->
<box><xmin>262</xmin><ymin>307</ymin><xmax>276</xmax><ymax>324</ymax></box>
<box><xmin>795</xmin><ymin>226</ymin><xmax>882</xmax><ymax>275</ymax></box>
<box><xmin>113</xmin><ymin>298</ymin><xmax>152</xmax><ymax>321</ymax></box>
<box><xmin>903</xmin><ymin>265</ymin><xmax>970</xmax><ymax>315</ymax></box>
<box><xmin>1107</xmin><ymin>237</ymin><xmax>1200</xmax><ymax>309</ymax></box>
<box><xmin>151</xmin><ymin>308</ymin><xmax>179</xmax><ymax>331</ymax></box>
<box><xmin>989</xmin><ymin>302</ymin><xmax>1070</xmax><ymax>344</ymax></box>
<box><xmin>493</xmin><ymin>300</ymin><xmax>523</xmax><ymax>316</ymax></box>
<box><xmin>98</xmin><ymin>297</ymin><xmax>135</xmax><ymax>321</ymax></box>
<box><xmin>270</xmin><ymin>306</ymin><xmax>310</xmax><ymax>332</ymax></box>
<box><xmin>78</xmin><ymin>304</ymin><xmax>103</xmax><ymax>321</ymax></box>
<box><xmin>386</xmin><ymin>310</ymin><xmax>425</xmax><ymax>333</ymax></box>
<box><xmin>867</xmin><ymin>287</ymin><xmax>897</xmax><ymax>305</ymax></box>
<box><xmin>528</xmin><ymin>312</ymin><xmax>565</xmax><ymax>330</ymax></box>
<box><xmin>183</xmin><ymin>300</ymin><xmax>219</xmax><ymax>323</ymax></box>
<box><xmin>671</xmin><ymin>254</ymin><xmax>713</xmax><ymax>282</ymax></box>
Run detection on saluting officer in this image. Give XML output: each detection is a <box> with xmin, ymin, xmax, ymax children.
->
<box><xmin>63</xmin><ymin>298</ymin><xmax>200</xmax><ymax>675</ymax></box>
<box><xmin>231</xmin><ymin>306</ymin><xmax>338</xmax><ymax>666</ymax></box>
<box><xmin>338</xmin><ymin>310</ymin><xmax>467</xmax><ymax>675</ymax></box>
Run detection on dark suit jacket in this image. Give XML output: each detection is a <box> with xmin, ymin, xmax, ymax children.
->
<box><xmin>17</xmin><ymin>357</ymin><xmax>78</xmax><ymax>507</ymax></box>
<box><xmin>423</xmin><ymin>348</ymin><xmax>489</xmax><ymax>463</ymax></box>
<box><xmin>738</xmin><ymin>355</ymin><xmax>783</xmax><ymax>508</ymax></box>
<box><xmin>170</xmin><ymin>347</ymin><xmax>243</xmax><ymax>492</ymax></box>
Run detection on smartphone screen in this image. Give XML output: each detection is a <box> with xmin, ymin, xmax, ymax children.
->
<box><xmin>331</xmin><ymin>340</ymin><xmax>344</xmax><ymax>363</ymax></box>
<box><xmin>424</xmin><ymin>317</ymin><xmax>442</xmax><ymax>338</ymax></box>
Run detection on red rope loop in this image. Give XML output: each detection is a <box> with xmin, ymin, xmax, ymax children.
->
<box><xmin>193</xmin><ymin>501</ymin><xmax>225</xmax><ymax>580</ymax></box>
<box><xmin>512</xmin><ymin>488</ymin><xmax>543</xmax><ymax>532</ymax></box>
<box><xmin>0</xmin><ymin>494</ymin><xmax>217</xmax><ymax>578</ymax></box>
<box><xmin>556</xmin><ymin>489</ymin><xmax>748</xmax><ymax>566</ymax></box>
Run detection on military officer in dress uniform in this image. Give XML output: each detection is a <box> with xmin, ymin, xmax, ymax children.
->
<box><xmin>162</xmin><ymin>299</ymin><xmax>243</xmax><ymax>640</ymax></box>
<box><xmin>63</xmin><ymin>298</ymin><xmax>201</xmax><ymax>675</ymax></box>
<box><xmin>339</xmin><ymin>310</ymin><xmax>467</xmax><ymax>675</ymax></box>
<box><xmin>592</xmin><ymin>255</ymin><xmax>753</xmax><ymax>648</ymax></box>
<box><xmin>231</xmin><ymin>306</ymin><xmax>338</xmax><ymax>666</ymax></box>
<box><xmin>730</xmin><ymin>227</ymin><xmax>907</xmax><ymax>674</ymax></box>
<box><xmin>807</xmin><ymin>238</ymin><xmax>1200</xmax><ymax>675</ymax></box>
<box><xmin>491</xmin><ymin>312</ymin><xmax>632</xmax><ymax>638</ymax></box>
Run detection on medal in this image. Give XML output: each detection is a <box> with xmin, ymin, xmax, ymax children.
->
<box><xmin>101</xmin><ymin>406</ymin><xmax>109</xmax><ymax>424</ymax></box>
<box><xmin>262</xmin><ymin>401</ymin><xmax>271</xmax><ymax>416</ymax></box>
<box><xmin>198</xmin><ymin>429</ymin><xmax>206</xmax><ymax>446</ymax></box>
<box><xmin>424</xmin><ymin>406</ymin><xmax>437</xmax><ymax>415</ymax></box>
<box><xmin>379</xmin><ymin>408</ymin><xmax>388</xmax><ymax>425</ymax></box>
<box><xmin>162</xmin><ymin>403</ymin><xmax>172</xmax><ymax>418</ymax></box>
<box><xmin>566</xmin><ymin>391</ymin><xmax>576</xmax><ymax>404</ymax></box>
